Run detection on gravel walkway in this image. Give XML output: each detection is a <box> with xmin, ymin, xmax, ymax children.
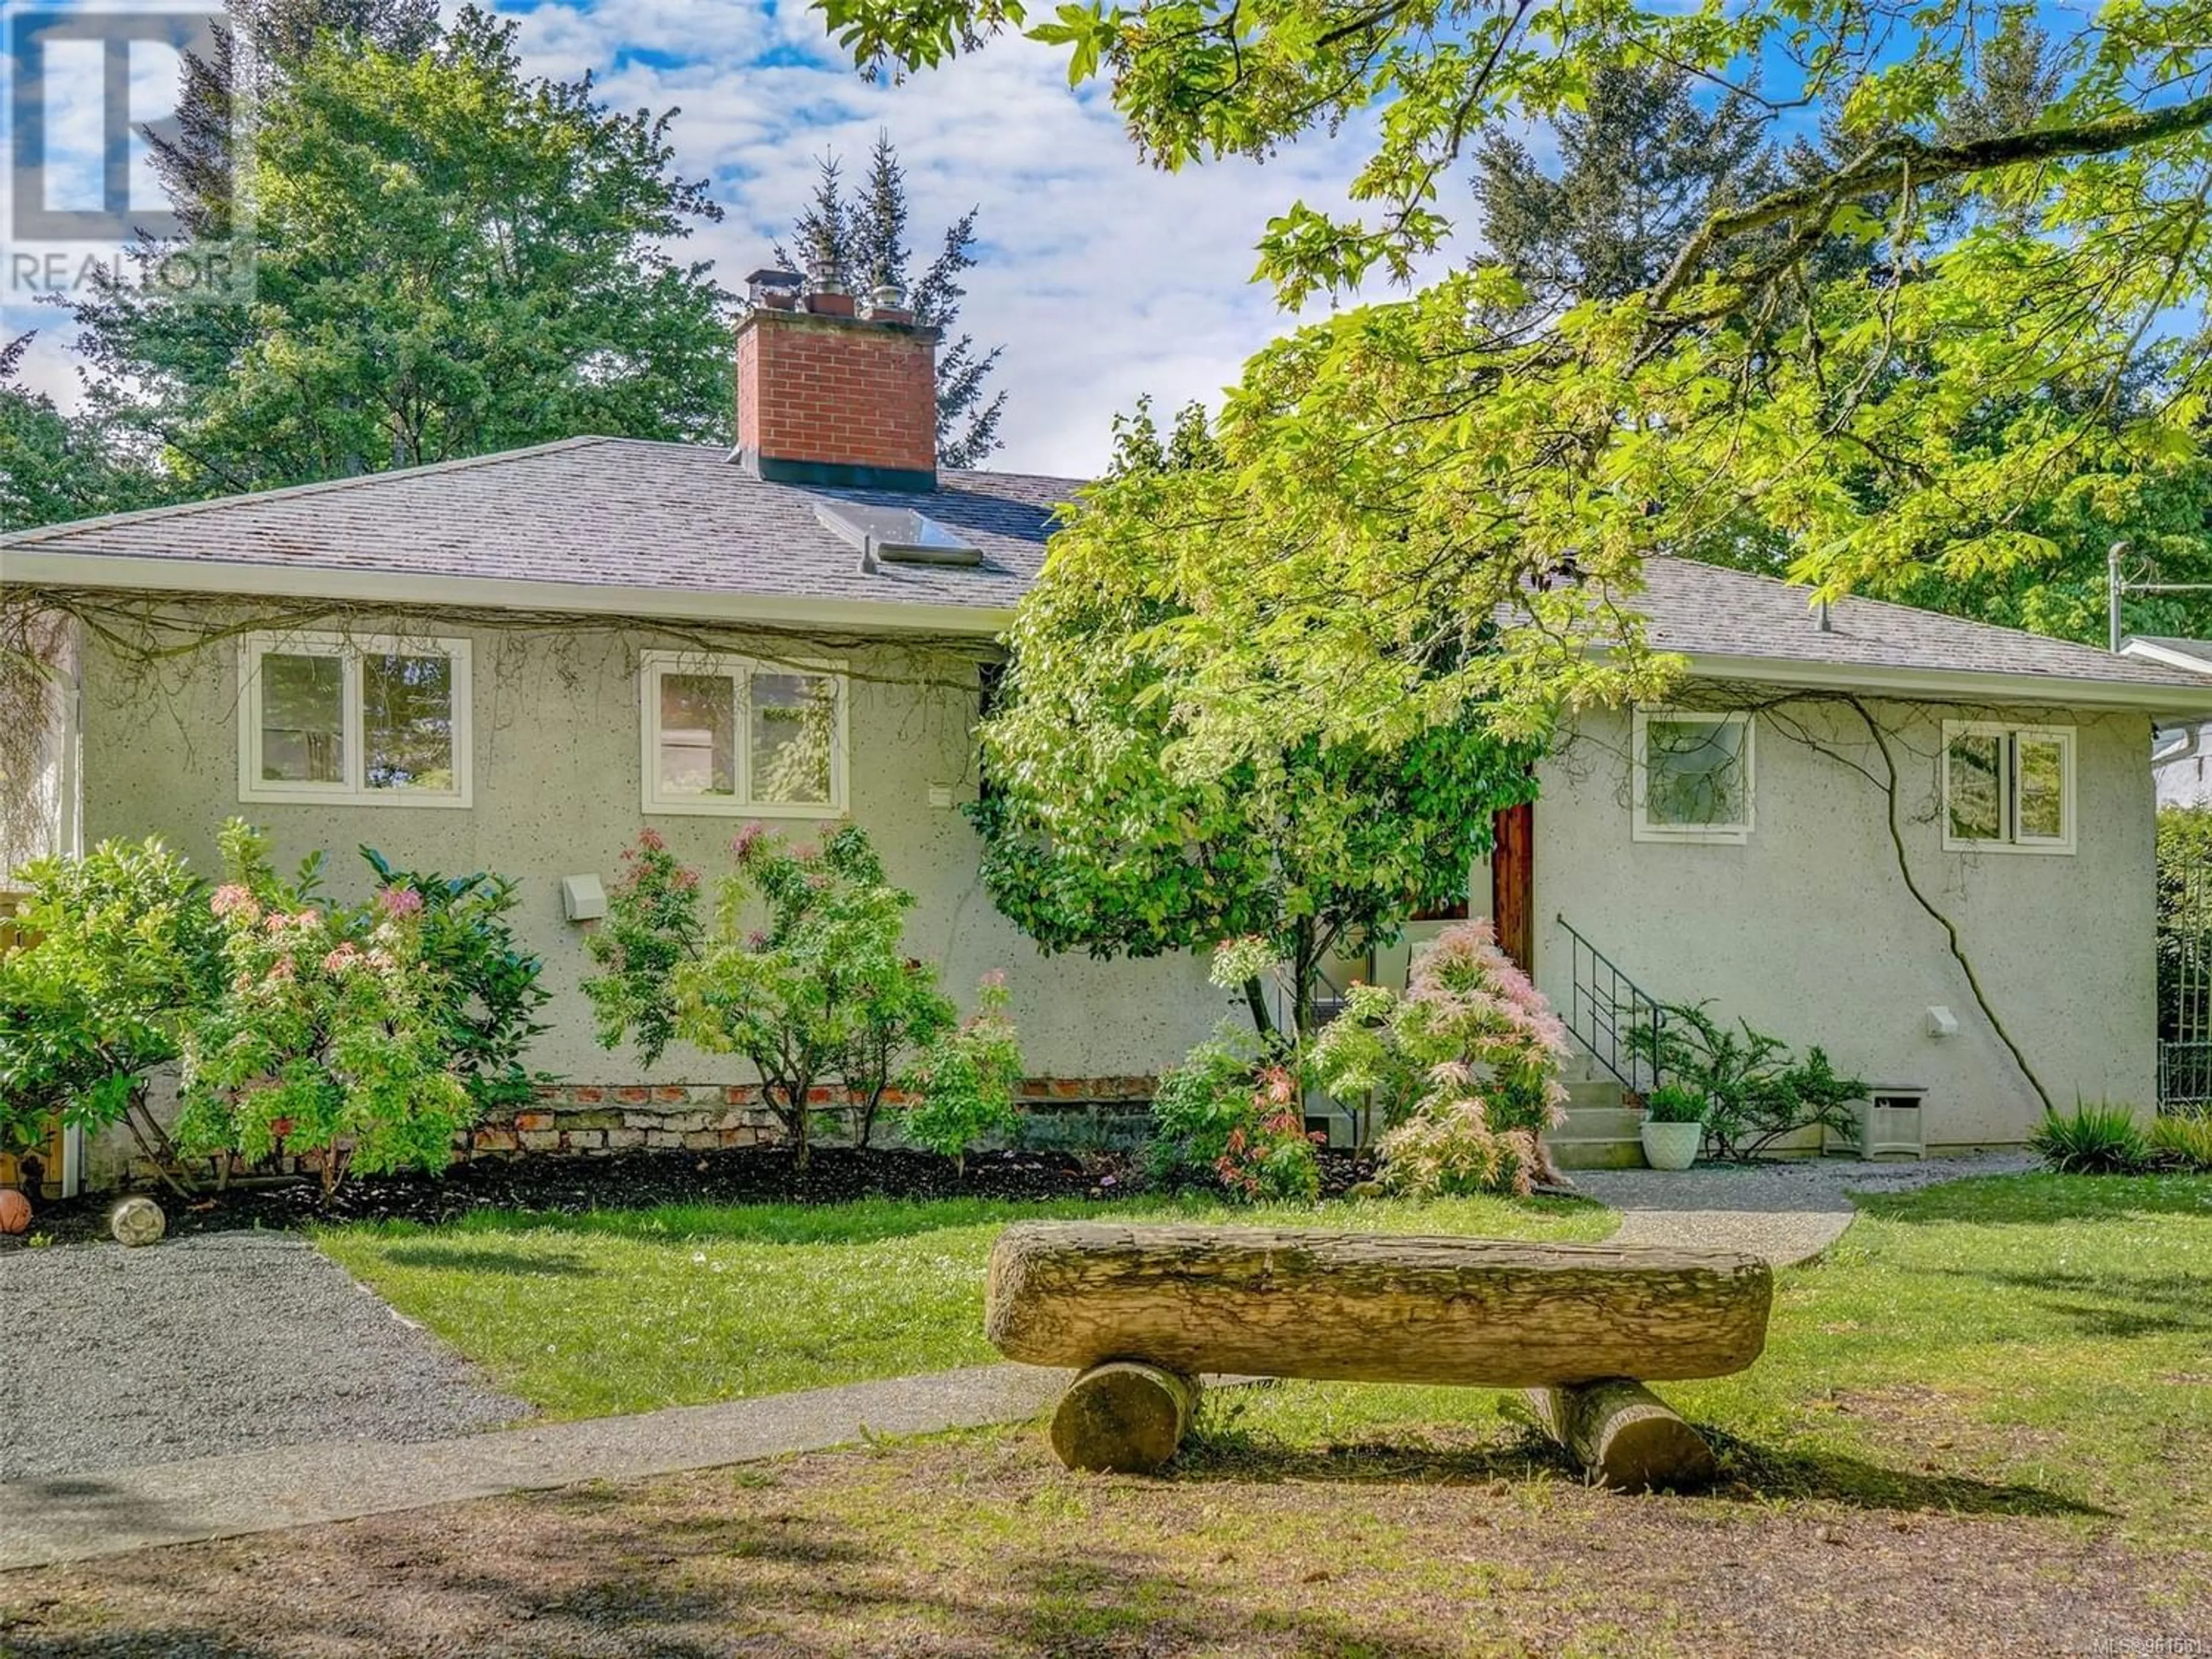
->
<box><xmin>0</xmin><ymin>1232</ymin><xmax>525</xmax><ymax>1481</ymax></box>
<box><xmin>1570</xmin><ymin>1150</ymin><xmax>2039</xmax><ymax>1264</ymax></box>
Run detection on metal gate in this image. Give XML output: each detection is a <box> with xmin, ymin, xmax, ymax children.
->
<box><xmin>2159</xmin><ymin>863</ymin><xmax>2212</xmax><ymax>1116</ymax></box>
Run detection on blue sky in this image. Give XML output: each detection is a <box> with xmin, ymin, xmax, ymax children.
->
<box><xmin>2</xmin><ymin>0</ymin><xmax>1478</xmax><ymax>477</ymax></box>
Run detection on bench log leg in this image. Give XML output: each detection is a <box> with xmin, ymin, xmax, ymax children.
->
<box><xmin>1525</xmin><ymin>1379</ymin><xmax>1718</xmax><ymax>1492</ymax></box>
<box><xmin>1050</xmin><ymin>1362</ymin><xmax>1199</xmax><ymax>1474</ymax></box>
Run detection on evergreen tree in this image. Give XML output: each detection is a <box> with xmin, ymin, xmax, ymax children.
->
<box><xmin>146</xmin><ymin>0</ymin><xmax>442</xmax><ymax>236</ymax></box>
<box><xmin>74</xmin><ymin>9</ymin><xmax>733</xmax><ymax>494</ymax></box>
<box><xmin>1473</xmin><ymin>65</ymin><xmax>1780</xmax><ymax>306</ymax></box>
<box><xmin>775</xmin><ymin>134</ymin><xmax>1007</xmax><ymax>468</ymax></box>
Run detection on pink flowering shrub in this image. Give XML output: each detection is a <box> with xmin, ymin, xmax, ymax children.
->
<box><xmin>1308</xmin><ymin>920</ymin><xmax>1568</xmax><ymax>1196</ymax></box>
<box><xmin>175</xmin><ymin>821</ymin><xmax>474</xmax><ymax>1196</ymax></box>
<box><xmin>1211</xmin><ymin>1064</ymin><xmax>1324</xmax><ymax>1202</ymax></box>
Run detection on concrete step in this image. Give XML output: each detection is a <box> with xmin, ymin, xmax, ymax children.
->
<box><xmin>1549</xmin><ymin>1135</ymin><xmax>1651</xmax><ymax>1171</ymax></box>
<box><xmin>1565</xmin><ymin>1076</ymin><xmax>1625</xmax><ymax>1112</ymax></box>
<box><xmin>1557</xmin><ymin>1105</ymin><xmax>1641</xmax><ymax>1140</ymax></box>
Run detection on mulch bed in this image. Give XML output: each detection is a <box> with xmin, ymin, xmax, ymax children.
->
<box><xmin>5</xmin><ymin>1144</ymin><xmax>1384</xmax><ymax>1247</ymax></box>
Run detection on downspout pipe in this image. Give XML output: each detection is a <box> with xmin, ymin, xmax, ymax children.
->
<box><xmin>2154</xmin><ymin>723</ymin><xmax>2202</xmax><ymax>769</ymax></box>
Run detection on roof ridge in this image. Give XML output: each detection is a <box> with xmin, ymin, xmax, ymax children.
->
<box><xmin>1</xmin><ymin>435</ymin><xmax>616</xmax><ymax>545</ymax></box>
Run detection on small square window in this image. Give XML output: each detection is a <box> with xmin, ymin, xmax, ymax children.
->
<box><xmin>1633</xmin><ymin>710</ymin><xmax>1754</xmax><ymax>843</ymax></box>
<box><xmin>239</xmin><ymin>633</ymin><xmax>471</xmax><ymax>808</ymax></box>
<box><xmin>641</xmin><ymin>652</ymin><xmax>846</xmax><ymax>817</ymax></box>
<box><xmin>1942</xmin><ymin>722</ymin><xmax>2074</xmax><ymax>854</ymax></box>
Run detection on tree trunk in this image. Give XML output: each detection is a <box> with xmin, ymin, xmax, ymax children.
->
<box><xmin>986</xmin><ymin>1222</ymin><xmax>1772</xmax><ymax>1386</ymax></box>
<box><xmin>1049</xmin><ymin>1362</ymin><xmax>1200</xmax><ymax>1474</ymax></box>
<box><xmin>1525</xmin><ymin>1378</ymin><xmax>1718</xmax><ymax>1491</ymax></box>
<box><xmin>1240</xmin><ymin>975</ymin><xmax>1276</xmax><ymax>1040</ymax></box>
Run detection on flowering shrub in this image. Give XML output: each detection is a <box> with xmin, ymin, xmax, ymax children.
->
<box><xmin>358</xmin><ymin>847</ymin><xmax>551</xmax><ymax>1117</ymax></box>
<box><xmin>175</xmin><ymin>821</ymin><xmax>474</xmax><ymax>1196</ymax></box>
<box><xmin>900</xmin><ymin>972</ymin><xmax>1024</xmax><ymax>1172</ymax></box>
<box><xmin>0</xmin><ymin>837</ymin><xmax>225</xmax><ymax>1191</ymax></box>
<box><xmin>1308</xmin><ymin>919</ymin><xmax>1569</xmax><ymax>1197</ymax></box>
<box><xmin>583</xmin><ymin>824</ymin><xmax>949</xmax><ymax>1169</ymax></box>
<box><xmin>1147</xmin><ymin>1027</ymin><xmax>1321</xmax><ymax>1202</ymax></box>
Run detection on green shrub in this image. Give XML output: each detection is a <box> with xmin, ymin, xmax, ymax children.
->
<box><xmin>1627</xmin><ymin>1003</ymin><xmax>1865</xmax><ymax>1162</ymax></box>
<box><xmin>1306</xmin><ymin>920</ymin><xmax>1567</xmax><ymax>1196</ymax></box>
<box><xmin>0</xmin><ymin>837</ymin><xmax>225</xmax><ymax>1190</ymax></box>
<box><xmin>359</xmin><ymin>847</ymin><xmax>551</xmax><ymax>1118</ymax></box>
<box><xmin>1145</xmin><ymin>1027</ymin><xmax>1320</xmax><ymax>1202</ymax></box>
<box><xmin>1642</xmin><ymin>1082</ymin><xmax>1708</xmax><ymax>1124</ymax></box>
<box><xmin>902</xmin><ymin>973</ymin><xmax>1024</xmax><ymax>1173</ymax></box>
<box><xmin>2149</xmin><ymin>1113</ymin><xmax>2212</xmax><ymax>1172</ymax></box>
<box><xmin>176</xmin><ymin>821</ymin><xmax>475</xmax><ymax>1196</ymax></box>
<box><xmin>583</xmin><ymin>825</ymin><xmax>950</xmax><ymax>1169</ymax></box>
<box><xmin>2029</xmin><ymin>1103</ymin><xmax>2153</xmax><ymax>1174</ymax></box>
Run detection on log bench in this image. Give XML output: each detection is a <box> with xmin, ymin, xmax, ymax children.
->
<box><xmin>984</xmin><ymin>1221</ymin><xmax>1773</xmax><ymax>1490</ymax></box>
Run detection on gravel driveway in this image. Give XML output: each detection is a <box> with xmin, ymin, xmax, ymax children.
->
<box><xmin>1</xmin><ymin>1232</ymin><xmax>526</xmax><ymax>1480</ymax></box>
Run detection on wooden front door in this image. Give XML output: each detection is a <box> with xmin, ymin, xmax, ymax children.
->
<box><xmin>1491</xmin><ymin>802</ymin><xmax>1533</xmax><ymax>972</ymax></box>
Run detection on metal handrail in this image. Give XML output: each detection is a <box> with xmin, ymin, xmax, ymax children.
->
<box><xmin>1555</xmin><ymin>914</ymin><xmax>1666</xmax><ymax>1094</ymax></box>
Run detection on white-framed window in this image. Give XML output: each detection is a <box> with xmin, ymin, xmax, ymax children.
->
<box><xmin>238</xmin><ymin>631</ymin><xmax>472</xmax><ymax>808</ymax></box>
<box><xmin>1633</xmin><ymin>709</ymin><xmax>1755</xmax><ymax>843</ymax></box>
<box><xmin>639</xmin><ymin>649</ymin><xmax>847</xmax><ymax>817</ymax></box>
<box><xmin>1942</xmin><ymin>721</ymin><xmax>2074</xmax><ymax>854</ymax></box>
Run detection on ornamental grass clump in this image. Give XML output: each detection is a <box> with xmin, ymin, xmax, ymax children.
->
<box><xmin>2031</xmin><ymin>1103</ymin><xmax>2154</xmax><ymax>1174</ymax></box>
<box><xmin>176</xmin><ymin>821</ymin><xmax>475</xmax><ymax>1196</ymax></box>
<box><xmin>1308</xmin><ymin>919</ymin><xmax>1568</xmax><ymax>1197</ymax></box>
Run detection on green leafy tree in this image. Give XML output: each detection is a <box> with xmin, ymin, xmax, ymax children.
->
<box><xmin>0</xmin><ymin>838</ymin><xmax>226</xmax><ymax>1193</ymax></box>
<box><xmin>1</xmin><ymin>334</ymin><xmax>161</xmax><ymax>530</ymax></box>
<box><xmin>176</xmin><ymin>821</ymin><xmax>476</xmax><ymax>1195</ymax></box>
<box><xmin>774</xmin><ymin>132</ymin><xmax>1008</xmax><ymax>467</ymax></box>
<box><xmin>145</xmin><ymin>0</ymin><xmax>442</xmax><ymax>236</ymax></box>
<box><xmin>899</xmin><ymin>971</ymin><xmax>1023</xmax><ymax>1172</ymax></box>
<box><xmin>75</xmin><ymin>8</ymin><xmax>732</xmax><ymax>494</ymax></box>
<box><xmin>969</xmin><ymin>397</ymin><xmax>1540</xmax><ymax>1038</ymax></box>
<box><xmin>582</xmin><ymin>824</ymin><xmax>945</xmax><ymax>1169</ymax></box>
<box><xmin>818</xmin><ymin>0</ymin><xmax>2212</xmax><ymax>758</ymax></box>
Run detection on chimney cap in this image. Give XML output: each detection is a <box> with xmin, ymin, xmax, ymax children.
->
<box><xmin>745</xmin><ymin>267</ymin><xmax>803</xmax><ymax>302</ymax></box>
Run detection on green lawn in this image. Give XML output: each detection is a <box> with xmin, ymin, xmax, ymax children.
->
<box><xmin>1199</xmin><ymin>1172</ymin><xmax>2212</xmax><ymax>1553</ymax></box>
<box><xmin>318</xmin><ymin>1171</ymin><xmax>2212</xmax><ymax>1562</ymax></box>
<box><xmin>316</xmin><ymin>1191</ymin><xmax>1611</xmax><ymax>1419</ymax></box>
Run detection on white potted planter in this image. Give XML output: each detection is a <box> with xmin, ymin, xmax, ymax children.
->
<box><xmin>1639</xmin><ymin>1120</ymin><xmax>1703</xmax><ymax>1171</ymax></box>
<box><xmin>1638</xmin><ymin>1085</ymin><xmax>1708</xmax><ymax>1171</ymax></box>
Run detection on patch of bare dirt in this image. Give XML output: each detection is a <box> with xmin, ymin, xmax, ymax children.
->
<box><xmin>1</xmin><ymin>1431</ymin><xmax>2202</xmax><ymax>1657</ymax></box>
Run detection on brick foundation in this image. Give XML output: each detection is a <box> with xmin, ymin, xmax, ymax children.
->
<box><xmin>454</xmin><ymin>1076</ymin><xmax>1159</xmax><ymax>1160</ymax></box>
<box><xmin>108</xmin><ymin>1077</ymin><xmax>1160</xmax><ymax>1188</ymax></box>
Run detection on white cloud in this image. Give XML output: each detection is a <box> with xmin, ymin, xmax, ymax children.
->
<box><xmin>15</xmin><ymin>1</ymin><xmax>1483</xmax><ymax>479</ymax></box>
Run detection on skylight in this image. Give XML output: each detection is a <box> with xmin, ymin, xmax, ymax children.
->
<box><xmin>813</xmin><ymin>500</ymin><xmax>983</xmax><ymax>568</ymax></box>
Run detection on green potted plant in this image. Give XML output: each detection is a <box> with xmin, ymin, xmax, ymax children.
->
<box><xmin>1639</xmin><ymin>1084</ymin><xmax>1707</xmax><ymax>1171</ymax></box>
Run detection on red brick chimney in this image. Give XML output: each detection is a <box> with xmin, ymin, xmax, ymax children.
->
<box><xmin>734</xmin><ymin>270</ymin><xmax>941</xmax><ymax>491</ymax></box>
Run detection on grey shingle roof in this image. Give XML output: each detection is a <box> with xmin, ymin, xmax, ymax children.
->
<box><xmin>2</xmin><ymin>436</ymin><xmax>1066</xmax><ymax>612</ymax></box>
<box><xmin>1634</xmin><ymin>556</ymin><xmax>2209</xmax><ymax>690</ymax></box>
<box><xmin>9</xmin><ymin>434</ymin><xmax>2211</xmax><ymax>695</ymax></box>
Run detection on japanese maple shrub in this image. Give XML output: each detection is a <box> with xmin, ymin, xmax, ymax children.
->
<box><xmin>900</xmin><ymin>971</ymin><xmax>1024</xmax><ymax>1173</ymax></box>
<box><xmin>176</xmin><ymin>821</ymin><xmax>476</xmax><ymax>1196</ymax></box>
<box><xmin>1146</xmin><ymin>1020</ymin><xmax>1322</xmax><ymax>1203</ymax></box>
<box><xmin>1308</xmin><ymin>919</ymin><xmax>1569</xmax><ymax>1196</ymax></box>
<box><xmin>582</xmin><ymin>825</ymin><xmax>949</xmax><ymax>1170</ymax></box>
<box><xmin>0</xmin><ymin>837</ymin><xmax>225</xmax><ymax>1193</ymax></box>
